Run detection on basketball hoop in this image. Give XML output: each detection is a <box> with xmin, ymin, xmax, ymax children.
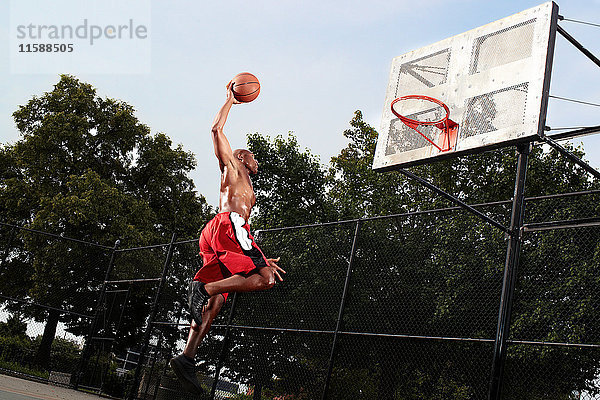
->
<box><xmin>391</xmin><ymin>95</ymin><xmax>459</xmax><ymax>152</ymax></box>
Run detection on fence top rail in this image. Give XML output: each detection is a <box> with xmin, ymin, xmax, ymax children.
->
<box><xmin>507</xmin><ymin>339</ymin><xmax>600</xmax><ymax>349</ymax></box>
<box><xmin>6</xmin><ymin>189</ymin><xmax>596</xmax><ymax>250</ymax></box>
<box><xmin>0</xmin><ymin>221</ymin><xmax>113</xmax><ymax>250</ymax></box>
<box><xmin>105</xmin><ymin>278</ymin><xmax>162</xmax><ymax>285</ymax></box>
<box><xmin>523</xmin><ymin>216</ymin><xmax>600</xmax><ymax>232</ymax></box>
<box><xmin>116</xmin><ymin>238</ymin><xmax>198</xmax><ymax>253</ymax></box>
<box><xmin>256</xmin><ymin>189</ymin><xmax>600</xmax><ymax>233</ymax></box>
<box><xmin>162</xmin><ymin>322</ymin><xmax>498</xmax><ymax>344</ymax></box>
<box><xmin>154</xmin><ymin>321</ymin><xmax>600</xmax><ymax>349</ymax></box>
<box><xmin>0</xmin><ymin>294</ymin><xmax>93</xmax><ymax>319</ymax></box>
<box><xmin>257</xmin><ymin>200</ymin><xmax>513</xmax><ymax>233</ymax></box>
<box><xmin>524</xmin><ymin>188</ymin><xmax>600</xmax><ymax>202</ymax></box>
<box><xmin>117</xmin><ymin>243</ymin><xmax>170</xmax><ymax>252</ymax></box>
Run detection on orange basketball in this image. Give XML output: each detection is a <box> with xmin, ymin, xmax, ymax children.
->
<box><xmin>232</xmin><ymin>72</ymin><xmax>260</xmax><ymax>103</ymax></box>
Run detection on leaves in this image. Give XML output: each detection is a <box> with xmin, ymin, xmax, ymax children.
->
<box><xmin>0</xmin><ymin>75</ymin><xmax>212</xmax><ymax>360</ymax></box>
<box><xmin>239</xmin><ymin>111</ymin><xmax>599</xmax><ymax>398</ymax></box>
<box><xmin>248</xmin><ymin>133</ymin><xmax>334</xmax><ymax>228</ymax></box>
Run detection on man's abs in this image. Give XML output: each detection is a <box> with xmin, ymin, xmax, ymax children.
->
<box><xmin>219</xmin><ymin>170</ymin><xmax>255</xmax><ymax>221</ymax></box>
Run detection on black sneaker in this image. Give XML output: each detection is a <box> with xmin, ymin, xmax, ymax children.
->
<box><xmin>170</xmin><ymin>354</ymin><xmax>204</xmax><ymax>395</ymax></box>
<box><xmin>188</xmin><ymin>280</ymin><xmax>209</xmax><ymax>326</ymax></box>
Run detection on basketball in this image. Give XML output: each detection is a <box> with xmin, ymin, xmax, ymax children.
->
<box><xmin>231</xmin><ymin>72</ymin><xmax>260</xmax><ymax>103</ymax></box>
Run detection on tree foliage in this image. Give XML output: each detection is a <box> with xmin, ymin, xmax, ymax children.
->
<box><xmin>247</xmin><ymin>133</ymin><xmax>334</xmax><ymax>228</ymax></box>
<box><xmin>220</xmin><ymin>110</ymin><xmax>600</xmax><ymax>399</ymax></box>
<box><xmin>1</xmin><ymin>75</ymin><xmax>598</xmax><ymax>399</ymax></box>
<box><xmin>0</xmin><ymin>314</ymin><xmax>27</xmax><ymax>338</ymax></box>
<box><xmin>0</xmin><ymin>75</ymin><xmax>212</xmax><ymax>369</ymax></box>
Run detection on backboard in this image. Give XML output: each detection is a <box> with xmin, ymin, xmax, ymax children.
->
<box><xmin>373</xmin><ymin>2</ymin><xmax>559</xmax><ymax>171</ymax></box>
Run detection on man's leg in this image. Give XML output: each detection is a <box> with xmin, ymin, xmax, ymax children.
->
<box><xmin>171</xmin><ymin>294</ymin><xmax>224</xmax><ymax>394</ymax></box>
<box><xmin>184</xmin><ymin>266</ymin><xmax>273</xmax><ymax>352</ymax></box>
<box><xmin>184</xmin><ymin>294</ymin><xmax>224</xmax><ymax>358</ymax></box>
<box><xmin>188</xmin><ymin>266</ymin><xmax>275</xmax><ymax>332</ymax></box>
<box><xmin>205</xmin><ymin>266</ymin><xmax>275</xmax><ymax>296</ymax></box>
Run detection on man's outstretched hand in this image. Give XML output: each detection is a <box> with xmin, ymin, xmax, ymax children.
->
<box><xmin>226</xmin><ymin>81</ymin><xmax>242</xmax><ymax>104</ymax></box>
<box><xmin>266</xmin><ymin>257</ymin><xmax>286</xmax><ymax>281</ymax></box>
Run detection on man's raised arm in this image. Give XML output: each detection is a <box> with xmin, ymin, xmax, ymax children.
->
<box><xmin>211</xmin><ymin>82</ymin><xmax>240</xmax><ymax>171</ymax></box>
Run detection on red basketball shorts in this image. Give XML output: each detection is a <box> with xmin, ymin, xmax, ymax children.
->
<box><xmin>193</xmin><ymin>212</ymin><xmax>268</xmax><ymax>300</ymax></box>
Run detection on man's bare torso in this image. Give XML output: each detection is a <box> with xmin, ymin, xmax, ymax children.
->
<box><xmin>219</xmin><ymin>163</ymin><xmax>255</xmax><ymax>222</ymax></box>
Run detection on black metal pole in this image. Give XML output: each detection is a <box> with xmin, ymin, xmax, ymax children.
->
<box><xmin>210</xmin><ymin>292</ymin><xmax>239</xmax><ymax>399</ymax></box>
<box><xmin>557</xmin><ymin>25</ymin><xmax>600</xmax><ymax>68</ymax></box>
<box><xmin>143</xmin><ymin>332</ymin><xmax>162</xmax><ymax>399</ymax></box>
<box><xmin>152</xmin><ymin>303</ymin><xmax>185</xmax><ymax>400</ymax></box>
<box><xmin>129</xmin><ymin>233</ymin><xmax>177</xmax><ymax>400</ymax></box>
<box><xmin>542</xmin><ymin>135</ymin><xmax>600</xmax><ymax>179</ymax></box>
<box><xmin>399</xmin><ymin>168</ymin><xmax>509</xmax><ymax>233</ymax></box>
<box><xmin>547</xmin><ymin>125</ymin><xmax>600</xmax><ymax>141</ymax></box>
<box><xmin>73</xmin><ymin>239</ymin><xmax>120</xmax><ymax>389</ymax></box>
<box><xmin>321</xmin><ymin>220</ymin><xmax>362</xmax><ymax>400</ymax></box>
<box><xmin>488</xmin><ymin>143</ymin><xmax>531</xmax><ymax>400</ymax></box>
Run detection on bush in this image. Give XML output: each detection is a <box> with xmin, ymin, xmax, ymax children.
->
<box><xmin>0</xmin><ymin>359</ymin><xmax>49</xmax><ymax>379</ymax></box>
<box><xmin>49</xmin><ymin>337</ymin><xmax>81</xmax><ymax>373</ymax></box>
<box><xmin>0</xmin><ymin>334</ymin><xmax>49</xmax><ymax>379</ymax></box>
<box><xmin>102</xmin><ymin>361</ymin><xmax>131</xmax><ymax>398</ymax></box>
<box><xmin>0</xmin><ymin>335</ymin><xmax>34</xmax><ymax>364</ymax></box>
<box><xmin>0</xmin><ymin>314</ymin><xmax>28</xmax><ymax>338</ymax></box>
<box><xmin>0</xmin><ymin>328</ymin><xmax>81</xmax><ymax>374</ymax></box>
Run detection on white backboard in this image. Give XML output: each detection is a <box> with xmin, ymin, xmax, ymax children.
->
<box><xmin>373</xmin><ymin>2</ymin><xmax>559</xmax><ymax>171</ymax></box>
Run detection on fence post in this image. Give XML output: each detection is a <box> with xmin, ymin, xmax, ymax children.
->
<box><xmin>210</xmin><ymin>292</ymin><xmax>239</xmax><ymax>399</ymax></box>
<box><xmin>151</xmin><ymin>302</ymin><xmax>185</xmax><ymax>400</ymax></box>
<box><xmin>142</xmin><ymin>332</ymin><xmax>163</xmax><ymax>398</ymax></box>
<box><xmin>488</xmin><ymin>143</ymin><xmax>531</xmax><ymax>400</ymax></box>
<box><xmin>129</xmin><ymin>233</ymin><xmax>177</xmax><ymax>400</ymax></box>
<box><xmin>322</xmin><ymin>220</ymin><xmax>362</xmax><ymax>400</ymax></box>
<box><xmin>73</xmin><ymin>239</ymin><xmax>120</xmax><ymax>389</ymax></box>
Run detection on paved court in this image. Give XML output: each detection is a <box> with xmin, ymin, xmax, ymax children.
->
<box><xmin>0</xmin><ymin>374</ymin><xmax>105</xmax><ymax>400</ymax></box>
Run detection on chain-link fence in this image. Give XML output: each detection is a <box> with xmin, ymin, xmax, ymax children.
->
<box><xmin>1</xmin><ymin>189</ymin><xmax>599</xmax><ymax>399</ymax></box>
<box><xmin>0</xmin><ymin>222</ymin><xmax>112</xmax><ymax>388</ymax></box>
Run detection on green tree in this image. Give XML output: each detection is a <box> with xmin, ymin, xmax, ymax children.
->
<box><xmin>0</xmin><ymin>75</ymin><xmax>212</xmax><ymax>370</ymax></box>
<box><xmin>247</xmin><ymin>133</ymin><xmax>334</xmax><ymax>229</ymax></box>
<box><xmin>197</xmin><ymin>133</ymin><xmax>336</xmax><ymax>400</ymax></box>
<box><xmin>324</xmin><ymin>111</ymin><xmax>599</xmax><ymax>399</ymax></box>
<box><xmin>221</xmin><ymin>111</ymin><xmax>599</xmax><ymax>399</ymax></box>
<box><xmin>329</xmin><ymin>111</ymin><xmax>410</xmax><ymax>218</ymax></box>
<box><xmin>0</xmin><ymin>313</ymin><xmax>28</xmax><ymax>338</ymax></box>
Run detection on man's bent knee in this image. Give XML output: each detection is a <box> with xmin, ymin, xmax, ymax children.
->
<box><xmin>262</xmin><ymin>280</ymin><xmax>275</xmax><ymax>290</ymax></box>
<box><xmin>257</xmin><ymin>274</ymin><xmax>275</xmax><ymax>290</ymax></box>
<box><xmin>266</xmin><ymin>275</ymin><xmax>275</xmax><ymax>289</ymax></box>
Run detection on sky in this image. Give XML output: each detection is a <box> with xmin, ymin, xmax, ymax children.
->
<box><xmin>1</xmin><ymin>0</ymin><xmax>599</xmax><ymax>211</ymax></box>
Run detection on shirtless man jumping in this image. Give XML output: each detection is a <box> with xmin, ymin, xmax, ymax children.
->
<box><xmin>170</xmin><ymin>81</ymin><xmax>285</xmax><ymax>395</ymax></box>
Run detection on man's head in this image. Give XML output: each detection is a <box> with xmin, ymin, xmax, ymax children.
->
<box><xmin>233</xmin><ymin>149</ymin><xmax>258</xmax><ymax>175</ymax></box>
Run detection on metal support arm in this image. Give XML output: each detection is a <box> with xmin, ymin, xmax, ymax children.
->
<box><xmin>399</xmin><ymin>168</ymin><xmax>509</xmax><ymax>234</ymax></box>
<box><xmin>542</xmin><ymin>135</ymin><xmax>600</xmax><ymax>180</ymax></box>
<box><xmin>557</xmin><ymin>24</ymin><xmax>600</xmax><ymax>68</ymax></box>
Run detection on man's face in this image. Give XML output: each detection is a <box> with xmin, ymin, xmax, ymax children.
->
<box><xmin>241</xmin><ymin>151</ymin><xmax>258</xmax><ymax>175</ymax></box>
